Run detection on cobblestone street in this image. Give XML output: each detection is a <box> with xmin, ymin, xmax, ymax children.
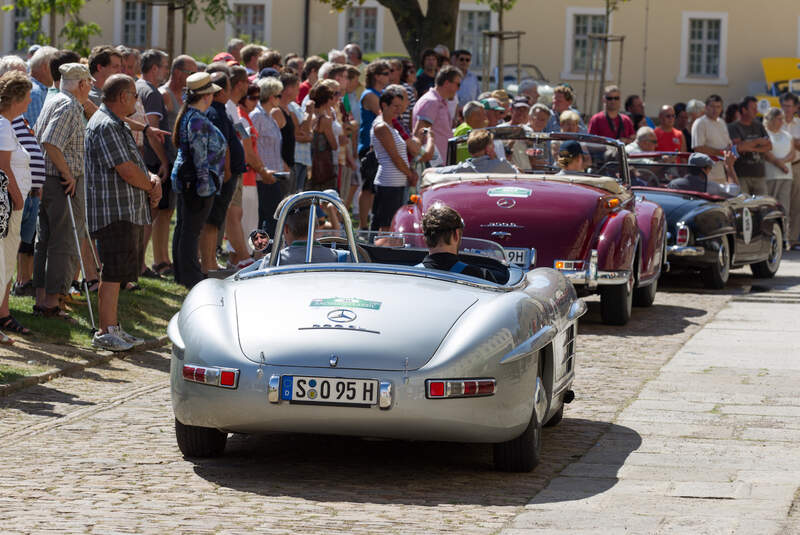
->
<box><xmin>0</xmin><ymin>262</ymin><xmax>797</xmax><ymax>533</ymax></box>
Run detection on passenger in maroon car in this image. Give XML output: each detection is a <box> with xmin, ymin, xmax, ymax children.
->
<box><xmin>433</xmin><ymin>130</ymin><xmax>516</xmax><ymax>175</ymax></box>
<box><xmin>556</xmin><ymin>140</ymin><xmax>585</xmax><ymax>173</ymax></box>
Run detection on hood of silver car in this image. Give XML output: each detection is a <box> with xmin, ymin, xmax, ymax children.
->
<box><xmin>235</xmin><ymin>271</ymin><xmax>479</xmax><ymax>370</ymax></box>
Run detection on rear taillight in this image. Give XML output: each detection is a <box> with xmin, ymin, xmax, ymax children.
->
<box><xmin>183</xmin><ymin>364</ymin><xmax>239</xmax><ymax>389</ymax></box>
<box><xmin>676</xmin><ymin>224</ymin><xmax>690</xmax><ymax>246</ymax></box>
<box><xmin>554</xmin><ymin>260</ymin><xmax>585</xmax><ymax>271</ymax></box>
<box><xmin>426</xmin><ymin>379</ymin><xmax>496</xmax><ymax>399</ymax></box>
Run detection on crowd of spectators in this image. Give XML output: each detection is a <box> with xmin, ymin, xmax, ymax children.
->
<box><xmin>1</xmin><ymin>38</ymin><xmax>799</xmax><ymax>348</ymax></box>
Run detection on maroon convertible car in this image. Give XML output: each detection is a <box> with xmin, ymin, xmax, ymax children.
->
<box><xmin>391</xmin><ymin>128</ymin><xmax>666</xmax><ymax>325</ymax></box>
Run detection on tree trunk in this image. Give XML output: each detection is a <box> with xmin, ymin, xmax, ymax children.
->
<box><xmin>496</xmin><ymin>0</ymin><xmax>504</xmax><ymax>90</ymax></box>
<box><xmin>597</xmin><ymin>1</ymin><xmax>611</xmax><ymax>107</ymax></box>
<box><xmin>48</xmin><ymin>0</ymin><xmax>57</xmax><ymax>44</ymax></box>
<box><xmin>166</xmin><ymin>1</ymin><xmax>176</xmax><ymax>60</ymax></box>
<box><xmin>378</xmin><ymin>0</ymin><xmax>459</xmax><ymax>66</ymax></box>
<box><xmin>181</xmin><ymin>1</ymin><xmax>188</xmax><ymax>54</ymax></box>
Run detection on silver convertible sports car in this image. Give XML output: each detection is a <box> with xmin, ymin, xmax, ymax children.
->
<box><xmin>168</xmin><ymin>191</ymin><xmax>587</xmax><ymax>472</ymax></box>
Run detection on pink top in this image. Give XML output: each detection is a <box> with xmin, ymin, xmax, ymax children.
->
<box><xmin>413</xmin><ymin>87</ymin><xmax>451</xmax><ymax>158</ymax></box>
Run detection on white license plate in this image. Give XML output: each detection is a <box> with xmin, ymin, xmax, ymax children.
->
<box><xmin>505</xmin><ymin>248</ymin><xmax>530</xmax><ymax>266</ymax></box>
<box><xmin>280</xmin><ymin>376</ymin><xmax>378</xmax><ymax>406</ymax></box>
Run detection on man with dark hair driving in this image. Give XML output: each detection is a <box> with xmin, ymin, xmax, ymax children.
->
<box><xmin>276</xmin><ymin>201</ymin><xmax>342</xmax><ymax>264</ymax></box>
<box><xmin>419</xmin><ymin>203</ymin><xmax>497</xmax><ymax>282</ymax></box>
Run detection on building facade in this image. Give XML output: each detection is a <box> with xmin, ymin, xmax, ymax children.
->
<box><xmin>3</xmin><ymin>0</ymin><xmax>800</xmax><ymax>114</ymax></box>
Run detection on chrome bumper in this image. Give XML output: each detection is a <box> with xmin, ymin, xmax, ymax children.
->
<box><xmin>667</xmin><ymin>245</ymin><xmax>705</xmax><ymax>257</ymax></box>
<box><xmin>554</xmin><ymin>249</ymin><xmax>630</xmax><ymax>288</ymax></box>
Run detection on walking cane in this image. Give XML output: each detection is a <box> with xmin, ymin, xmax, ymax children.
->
<box><xmin>66</xmin><ymin>195</ymin><xmax>97</xmax><ymax>334</ymax></box>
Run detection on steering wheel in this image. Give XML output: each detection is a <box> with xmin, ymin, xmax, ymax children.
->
<box><xmin>634</xmin><ymin>168</ymin><xmax>661</xmax><ymax>187</ymax></box>
<box><xmin>317</xmin><ymin>236</ymin><xmax>372</xmax><ymax>263</ymax></box>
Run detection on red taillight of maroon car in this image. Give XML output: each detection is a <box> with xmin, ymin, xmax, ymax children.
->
<box><xmin>426</xmin><ymin>379</ymin><xmax>496</xmax><ymax>399</ymax></box>
<box><xmin>676</xmin><ymin>224</ymin><xmax>690</xmax><ymax>246</ymax></box>
<box><xmin>183</xmin><ymin>364</ymin><xmax>239</xmax><ymax>389</ymax></box>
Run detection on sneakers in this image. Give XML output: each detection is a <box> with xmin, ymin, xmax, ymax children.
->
<box><xmin>12</xmin><ymin>281</ymin><xmax>34</xmax><ymax>297</ymax></box>
<box><xmin>115</xmin><ymin>324</ymin><xmax>145</xmax><ymax>347</ymax></box>
<box><xmin>92</xmin><ymin>328</ymin><xmax>133</xmax><ymax>352</ymax></box>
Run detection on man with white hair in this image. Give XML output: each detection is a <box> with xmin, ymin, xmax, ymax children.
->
<box><xmin>227</xmin><ymin>38</ymin><xmax>245</xmax><ymax>63</ymax></box>
<box><xmin>625</xmin><ymin>126</ymin><xmax>658</xmax><ymax>155</ymax></box>
<box><xmin>25</xmin><ymin>45</ymin><xmax>57</xmax><ymax>126</ymax></box>
<box><xmin>518</xmin><ymin>79</ymin><xmax>539</xmax><ymax>105</ymax></box>
<box><xmin>33</xmin><ymin>63</ymin><xmax>93</xmax><ymax>320</ymax></box>
<box><xmin>328</xmin><ymin>49</ymin><xmax>347</xmax><ymax>65</ymax></box>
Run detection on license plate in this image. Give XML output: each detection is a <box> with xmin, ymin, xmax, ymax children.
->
<box><xmin>280</xmin><ymin>376</ymin><xmax>378</xmax><ymax>407</ymax></box>
<box><xmin>505</xmin><ymin>247</ymin><xmax>530</xmax><ymax>266</ymax></box>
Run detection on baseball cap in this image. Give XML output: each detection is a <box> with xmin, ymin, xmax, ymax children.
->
<box><xmin>512</xmin><ymin>95</ymin><xmax>531</xmax><ymax>109</ymax></box>
<box><xmin>258</xmin><ymin>67</ymin><xmax>280</xmax><ymax>79</ymax></box>
<box><xmin>688</xmin><ymin>152</ymin><xmax>714</xmax><ymax>168</ymax></box>
<box><xmin>59</xmin><ymin>63</ymin><xmax>94</xmax><ymax>82</ymax></box>
<box><xmin>481</xmin><ymin>98</ymin><xmax>505</xmax><ymax>112</ymax></box>
<box><xmin>558</xmin><ymin>140</ymin><xmax>583</xmax><ymax>159</ymax></box>
<box><xmin>213</xmin><ymin>52</ymin><xmax>238</xmax><ymax>66</ymax></box>
<box><xmin>186</xmin><ymin>72</ymin><xmax>222</xmax><ymax>95</ymax></box>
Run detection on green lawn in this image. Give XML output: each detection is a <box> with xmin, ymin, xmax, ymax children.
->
<box><xmin>9</xmin><ymin>275</ymin><xmax>187</xmax><ymax>348</ymax></box>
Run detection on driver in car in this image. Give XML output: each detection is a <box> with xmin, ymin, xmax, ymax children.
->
<box><xmin>556</xmin><ymin>140</ymin><xmax>586</xmax><ymax>173</ymax></box>
<box><xmin>419</xmin><ymin>204</ymin><xmax>498</xmax><ymax>282</ymax></box>
<box><xmin>432</xmin><ymin>130</ymin><xmax>517</xmax><ymax>175</ymax></box>
<box><xmin>668</xmin><ymin>153</ymin><xmax>734</xmax><ymax>196</ymax></box>
<box><xmin>275</xmin><ymin>201</ymin><xmax>346</xmax><ymax>264</ymax></box>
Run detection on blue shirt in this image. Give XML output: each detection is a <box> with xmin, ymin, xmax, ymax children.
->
<box><xmin>24</xmin><ymin>77</ymin><xmax>48</xmax><ymax>127</ymax></box>
<box><xmin>358</xmin><ymin>87</ymin><xmax>381</xmax><ymax>156</ymax></box>
<box><xmin>457</xmin><ymin>71</ymin><xmax>480</xmax><ymax>104</ymax></box>
<box><xmin>545</xmin><ymin>106</ymin><xmax>587</xmax><ymax>133</ymax></box>
<box><xmin>207</xmin><ymin>100</ymin><xmax>246</xmax><ymax>175</ymax></box>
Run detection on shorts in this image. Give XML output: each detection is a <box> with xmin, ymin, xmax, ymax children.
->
<box><xmin>370</xmin><ymin>185</ymin><xmax>406</xmax><ymax>230</ymax></box>
<box><xmin>147</xmin><ymin>163</ymin><xmax>176</xmax><ymax>211</ymax></box>
<box><xmin>91</xmin><ymin>220</ymin><xmax>145</xmax><ymax>284</ymax></box>
<box><xmin>19</xmin><ymin>193</ymin><xmax>40</xmax><ymax>254</ymax></box>
<box><xmin>359</xmin><ymin>148</ymin><xmax>378</xmax><ymax>194</ymax></box>
<box><xmin>206</xmin><ymin>173</ymin><xmax>240</xmax><ymax>229</ymax></box>
<box><xmin>230</xmin><ymin>175</ymin><xmax>243</xmax><ymax>207</ymax></box>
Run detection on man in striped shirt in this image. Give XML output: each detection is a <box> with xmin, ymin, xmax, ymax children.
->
<box><xmin>84</xmin><ymin>74</ymin><xmax>161</xmax><ymax>351</ymax></box>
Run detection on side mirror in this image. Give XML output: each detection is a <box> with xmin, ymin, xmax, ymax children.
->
<box><xmin>248</xmin><ymin>229</ymin><xmax>270</xmax><ymax>252</ymax></box>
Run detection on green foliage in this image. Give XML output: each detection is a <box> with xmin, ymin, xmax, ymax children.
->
<box><xmin>184</xmin><ymin>0</ymin><xmax>230</xmax><ymax>29</ymax></box>
<box><xmin>476</xmin><ymin>0</ymin><xmax>517</xmax><ymax>11</ymax></box>
<box><xmin>8</xmin><ymin>0</ymin><xmax>101</xmax><ymax>56</ymax></box>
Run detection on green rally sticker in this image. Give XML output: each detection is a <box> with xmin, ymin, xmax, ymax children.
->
<box><xmin>487</xmin><ymin>187</ymin><xmax>532</xmax><ymax>198</ymax></box>
<box><xmin>310</xmin><ymin>297</ymin><xmax>382</xmax><ymax>310</ymax></box>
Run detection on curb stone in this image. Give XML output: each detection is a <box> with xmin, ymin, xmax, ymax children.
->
<box><xmin>0</xmin><ymin>335</ymin><xmax>170</xmax><ymax>398</ymax></box>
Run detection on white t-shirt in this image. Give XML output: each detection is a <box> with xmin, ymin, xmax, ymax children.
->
<box><xmin>766</xmin><ymin>129</ymin><xmax>793</xmax><ymax>180</ymax></box>
<box><xmin>0</xmin><ymin>116</ymin><xmax>32</xmax><ymax>198</ymax></box>
<box><xmin>786</xmin><ymin>117</ymin><xmax>800</xmax><ymax>163</ymax></box>
<box><xmin>691</xmin><ymin>115</ymin><xmax>731</xmax><ymax>181</ymax></box>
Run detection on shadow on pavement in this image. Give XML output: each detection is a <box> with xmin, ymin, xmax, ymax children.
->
<box><xmin>0</xmin><ymin>383</ymin><xmax>94</xmax><ymax>417</ymax></box>
<box><xmin>191</xmin><ymin>419</ymin><xmax>640</xmax><ymax>507</ymax></box>
<box><xmin>580</xmin><ymin>301</ymin><xmax>707</xmax><ymax>336</ymax></box>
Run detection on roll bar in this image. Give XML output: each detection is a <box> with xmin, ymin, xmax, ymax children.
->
<box><xmin>269</xmin><ymin>191</ymin><xmax>360</xmax><ymax>266</ymax></box>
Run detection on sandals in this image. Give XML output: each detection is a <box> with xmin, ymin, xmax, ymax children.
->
<box><xmin>152</xmin><ymin>262</ymin><xmax>174</xmax><ymax>276</ymax></box>
<box><xmin>0</xmin><ymin>331</ymin><xmax>13</xmax><ymax>345</ymax></box>
<box><xmin>33</xmin><ymin>305</ymin><xmax>78</xmax><ymax>324</ymax></box>
<box><xmin>0</xmin><ymin>315</ymin><xmax>30</xmax><ymax>335</ymax></box>
<box><xmin>141</xmin><ymin>267</ymin><xmax>162</xmax><ymax>279</ymax></box>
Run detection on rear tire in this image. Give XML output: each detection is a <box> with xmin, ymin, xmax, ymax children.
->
<box><xmin>493</xmin><ymin>405</ymin><xmax>542</xmax><ymax>472</ymax></box>
<box><xmin>633</xmin><ymin>277</ymin><xmax>658</xmax><ymax>307</ymax></box>
<box><xmin>701</xmin><ymin>237</ymin><xmax>730</xmax><ymax>289</ymax></box>
<box><xmin>543</xmin><ymin>405</ymin><xmax>564</xmax><ymax>427</ymax></box>
<box><xmin>175</xmin><ymin>418</ymin><xmax>227</xmax><ymax>458</ymax></box>
<box><xmin>750</xmin><ymin>223</ymin><xmax>782</xmax><ymax>279</ymax></box>
<box><xmin>600</xmin><ymin>272</ymin><xmax>633</xmax><ymax>326</ymax></box>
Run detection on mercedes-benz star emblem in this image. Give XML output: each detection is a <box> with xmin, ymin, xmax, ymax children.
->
<box><xmin>327</xmin><ymin>309</ymin><xmax>357</xmax><ymax>323</ymax></box>
<box><xmin>496</xmin><ymin>198</ymin><xmax>516</xmax><ymax>209</ymax></box>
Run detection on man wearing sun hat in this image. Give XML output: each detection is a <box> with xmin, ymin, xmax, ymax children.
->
<box><xmin>481</xmin><ymin>97</ymin><xmax>506</xmax><ymax>127</ymax></box>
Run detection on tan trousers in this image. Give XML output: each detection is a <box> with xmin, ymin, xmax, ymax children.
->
<box><xmin>790</xmin><ymin>162</ymin><xmax>800</xmax><ymax>244</ymax></box>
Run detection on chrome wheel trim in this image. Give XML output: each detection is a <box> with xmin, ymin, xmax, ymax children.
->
<box><xmin>718</xmin><ymin>239</ymin><xmax>730</xmax><ymax>279</ymax></box>
<box><xmin>766</xmin><ymin>224</ymin><xmax>782</xmax><ymax>270</ymax></box>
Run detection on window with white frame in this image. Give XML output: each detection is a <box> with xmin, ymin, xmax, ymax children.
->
<box><xmin>233</xmin><ymin>3</ymin><xmax>265</xmax><ymax>43</ymax></box>
<box><xmin>571</xmin><ymin>13</ymin><xmax>606</xmax><ymax>74</ymax></box>
<box><xmin>122</xmin><ymin>1</ymin><xmax>147</xmax><ymax>48</ymax></box>
<box><xmin>345</xmin><ymin>6</ymin><xmax>378</xmax><ymax>53</ymax></box>
<box><xmin>457</xmin><ymin>9</ymin><xmax>491</xmax><ymax>69</ymax></box>
<box><xmin>678</xmin><ymin>11</ymin><xmax>727</xmax><ymax>84</ymax></box>
<box><xmin>687</xmin><ymin>18</ymin><xmax>720</xmax><ymax>77</ymax></box>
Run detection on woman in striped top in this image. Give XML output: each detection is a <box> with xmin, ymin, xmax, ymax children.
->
<box><xmin>369</xmin><ymin>87</ymin><xmax>418</xmax><ymax>232</ymax></box>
